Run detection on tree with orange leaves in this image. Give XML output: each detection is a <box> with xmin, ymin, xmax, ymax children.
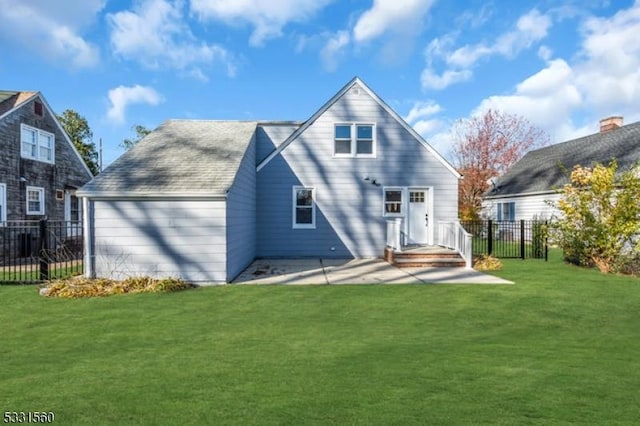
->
<box><xmin>451</xmin><ymin>109</ymin><xmax>550</xmax><ymax>220</ymax></box>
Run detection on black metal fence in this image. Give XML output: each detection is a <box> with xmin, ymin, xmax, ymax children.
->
<box><xmin>461</xmin><ymin>220</ymin><xmax>548</xmax><ymax>260</ymax></box>
<box><xmin>1</xmin><ymin>220</ymin><xmax>83</xmax><ymax>283</ymax></box>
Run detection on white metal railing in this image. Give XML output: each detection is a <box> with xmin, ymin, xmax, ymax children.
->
<box><xmin>438</xmin><ymin>221</ymin><xmax>473</xmax><ymax>268</ymax></box>
<box><xmin>386</xmin><ymin>218</ymin><xmax>403</xmax><ymax>251</ymax></box>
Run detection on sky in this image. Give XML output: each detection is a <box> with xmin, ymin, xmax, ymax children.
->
<box><xmin>1</xmin><ymin>0</ymin><xmax>639</xmax><ymax>169</ymax></box>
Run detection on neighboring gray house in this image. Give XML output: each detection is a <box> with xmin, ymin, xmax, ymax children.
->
<box><xmin>78</xmin><ymin>78</ymin><xmax>462</xmax><ymax>283</ymax></box>
<box><xmin>483</xmin><ymin>117</ymin><xmax>640</xmax><ymax>220</ymax></box>
<box><xmin>0</xmin><ymin>90</ymin><xmax>93</xmax><ymax>224</ymax></box>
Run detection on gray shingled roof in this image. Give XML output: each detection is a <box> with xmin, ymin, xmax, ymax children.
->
<box><xmin>78</xmin><ymin>120</ymin><xmax>257</xmax><ymax>196</ymax></box>
<box><xmin>486</xmin><ymin>120</ymin><xmax>640</xmax><ymax>197</ymax></box>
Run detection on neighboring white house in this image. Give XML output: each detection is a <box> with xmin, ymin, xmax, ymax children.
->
<box><xmin>77</xmin><ymin>77</ymin><xmax>462</xmax><ymax>283</ymax></box>
<box><xmin>483</xmin><ymin>117</ymin><xmax>640</xmax><ymax>221</ymax></box>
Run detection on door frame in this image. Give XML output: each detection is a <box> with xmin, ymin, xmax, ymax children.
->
<box><xmin>406</xmin><ymin>186</ymin><xmax>434</xmax><ymax>246</ymax></box>
<box><xmin>383</xmin><ymin>186</ymin><xmax>434</xmax><ymax>246</ymax></box>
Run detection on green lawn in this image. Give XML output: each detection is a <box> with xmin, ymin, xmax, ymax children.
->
<box><xmin>1</xmin><ymin>251</ymin><xmax>639</xmax><ymax>425</ymax></box>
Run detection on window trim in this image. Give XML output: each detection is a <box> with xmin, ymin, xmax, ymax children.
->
<box><xmin>292</xmin><ymin>186</ymin><xmax>316</xmax><ymax>229</ymax></box>
<box><xmin>0</xmin><ymin>183</ymin><xmax>6</xmax><ymax>225</ymax></box>
<box><xmin>26</xmin><ymin>186</ymin><xmax>45</xmax><ymax>215</ymax></box>
<box><xmin>333</xmin><ymin>123</ymin><xmax>376</xmax><ymax>158</ymax></box>
<box><xmin>383</xmin><ymin>187</ymin><xmax>404</xmax><ymax>217</ymax></box>
<box><xmin>20</xmin><ymin>123</ymin><xmax>55</xmax><ymax>164</ymax></box>
<box><xmin>497</xmin><ymin>201</ymin><xmax>515</xmax><ymax>221</ymax></box>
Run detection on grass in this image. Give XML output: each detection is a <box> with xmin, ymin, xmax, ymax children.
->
<box><xmin>1</xmin><ymin>250</ymin><xmax>639</xmax><ymax>425</ymax></box>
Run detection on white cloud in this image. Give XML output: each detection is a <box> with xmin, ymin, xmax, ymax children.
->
<box><xmin>538</xmin><ymin>45</ymin><xmax>553</xmax><ymax>61</ymax></box>
<box><xmin>320</xmin><ymin>31</ymin><xmax>350</xmax><ymax>72</ymax></box>
<box><xmin>575</xmin><ymin>2</ymin><xmax>640</xmax><ymax>111</ymax></box>
<box><xmin>494</xmin><ymin>9</ymin><xmax>552</xmax><ymax>57</ymax></box>
<box><xmin>422</xmin><ymin>9</ymin><xmax>552</xmax><ymax>90</ymax></box>
<box><xmin>316</xmin><ymin>0</ymin><xmax>435</xmax><ymax>71</ymax></box>
<box><xmin>448</xmin><ymin>9</ymin><xmax>551</xmax><ymax>66</ymax></box>
<box><xmin>473</xmin><ymin>59</ymin><xmax>582</xmax><ymax>139</ymax></box>
<box><xmin>108</xmin><ymin>0</ymin><xmax>236</xmax><ymax>79</ymax></box>
<box><xmin>465</xmin><ymin>2</ymin><xmax>640</xmax><ymax>143</ymax></box>
<box><xmin>190</xmin><ymin>0</ymin><xmax>332</xmax><ymax>46</ymax></box>
<box><xmin>353</xmin><ymin>0</ymin><xmax>435</xmax><ymax>43</ymax></box>
<box><xmin>404</xmin><ymin>100</ymin><xmax>442</xmax><ymax>124</ymax></box>
<box><xmin>0</xmin><ymin>0</ymin><xmax>102</xmax><ymax>68</ymax></box>
<box><xmin>403</xmin><ymin>100</ymin><xmax>449</xmax><ymax>154</ymax></box>
<box><xmin>421</xmin><ymin>69</ymin><xmax>472</xmax><ymax>90</ymax></box>
<box><xmin>107</xmin><ymin>85</ymin><xmax>164</xmax><ymax>124</ymax></box>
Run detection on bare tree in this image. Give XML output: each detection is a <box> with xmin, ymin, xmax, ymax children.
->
<box><xmin>452</xmin><ymin>109</ymin><xmax>550</xmax><ymax>220</ymax></box>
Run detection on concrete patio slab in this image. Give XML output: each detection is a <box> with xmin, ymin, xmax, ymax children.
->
<box><xmin>232</xmin><ymin>258</ymin><xmax>513</xmax><ymax>285</ymax></box>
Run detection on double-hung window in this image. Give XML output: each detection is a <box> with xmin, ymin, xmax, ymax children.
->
<box><xmin>21</xmin><ymin>124</ymin><xmax>55</xmax><ymax>164</ymax></box>
<box><xmin>293</xmin><ymin>186</ymin><xmax>316</xmax><ymax>228</ymax></box>
<box><xmin>334</xmin><ymin>123</ymin><xmax>376</xmax><ymax>157</ymax></box>
<box><xmin>26</xmin><ymin>186</ymin><xmax>45</xmax><ymax>215</ymax></box>
<box><xmin>383</xmin><ymin>188</ymin><xmax>403</xmax><ymax>216</ymax></box>
<box><xmin>497</xmin><ymin>202</ymin><xmax>515</xmax><ymax>221</ymax></box>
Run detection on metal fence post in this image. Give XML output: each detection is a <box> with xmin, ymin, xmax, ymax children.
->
<box><xmin>520</xmin><ymin>220</ymin><xmax>526</xmax><ymax>260</ymax></box>
<box><xmin>39</xmin><ymin>219</ymin><xmax>49</xmax><ymax>281</ymax></box>
<box><xmin>544</xmin><ymin>220</ymin><xmax>549</xmax><ymax>262</ymax></box>
<box><xmin>487</xmin><ymin>220</ymin><xmax>493</xmax><ymax>255</ymax></box>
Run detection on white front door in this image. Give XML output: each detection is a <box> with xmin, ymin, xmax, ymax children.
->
<box><xmin>407</xmin><ymin>189</ymin><xmax>429</xmax><ymax>245</ymax></box>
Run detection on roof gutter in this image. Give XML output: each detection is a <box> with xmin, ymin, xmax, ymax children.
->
<box><xmin>76</xmin><ymin>191</ymin><xmax>228</xmax><ymax>201</ymax></box>
<box><xmin>484</xmin><ymin>189</ymin><xmax>557</xmax><ymax>200</ymax></box>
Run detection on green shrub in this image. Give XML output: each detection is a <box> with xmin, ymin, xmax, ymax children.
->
<box><xmin>551</xmin><ymin>160</ymin><xmax>640</xmax><ymax>274</ymax></box>
<box><xmin>531</xmin><ymin>217</ymin><xmax>547</xmax><ymax>259</ymax></box>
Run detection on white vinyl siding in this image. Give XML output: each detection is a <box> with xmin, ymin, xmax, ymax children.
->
<box><xmin>21</xmin><ymin>123</ymin><xmax>54</xmax><ymax>164</ymax></box>
<box><xmin>293</xmin><ymin>186</ymin><xmax>316</xmax><ymax>229</ymax></box>
<box><xmin>26</xmin><ymin>186</ymin><xmax>45</xmax><ymax>215</ymax></box>
<box><xmin>333</xmin><ymin>123</ymin><xmax>376</xmax><ymax>158</ymax></box>
<box><xmin>483</xmin><ymin>193</ymin><xmax>561</xmax><ymax>221</ymax></box>
<box><xmin>92</xmin><ymin>199</ymin><xmax>227</xmax><ymax>282</ymax></box>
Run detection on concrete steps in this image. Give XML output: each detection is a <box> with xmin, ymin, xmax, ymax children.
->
<box><xmin>384</xmin><ymin>246</ymin><xmax>466</xmax><ymax>268</ymax></box>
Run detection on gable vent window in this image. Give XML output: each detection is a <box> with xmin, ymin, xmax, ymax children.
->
<box><xmin>20</xmin><ymin>123</ymin><xmax>55</xmax><ymax>164</ymax></box>
<box><xmin>334</xmin><ymin>123</ymin><xmax>376</xmax><ymax>158</ymax></box>
<box><xmin>34</xmin><ymin>101</ymin><xmax>43</xmax><ymax>116</ymax></box>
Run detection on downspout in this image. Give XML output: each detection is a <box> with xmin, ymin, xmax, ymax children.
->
<box><xmin>82</xmin><ymin>197</ymin><xmax>95</xmax><ymax>278</ymax></box>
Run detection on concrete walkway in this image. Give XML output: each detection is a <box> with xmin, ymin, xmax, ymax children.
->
<box><xmin>232</xmin><ymin>258</ymin><xmax>513</xmax><ymax>285</ymax></box>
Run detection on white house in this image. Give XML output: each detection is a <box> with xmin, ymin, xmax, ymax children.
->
<box><xmin>483</xmin><ymin>117</ymin><xmax>640</xmax><ymax>221</ymax></box>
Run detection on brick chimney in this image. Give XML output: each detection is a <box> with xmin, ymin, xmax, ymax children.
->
<box><xmin>599</xmin><ymin>116</ymin><xmax>623</xmax><ymax>133</ymax></box>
